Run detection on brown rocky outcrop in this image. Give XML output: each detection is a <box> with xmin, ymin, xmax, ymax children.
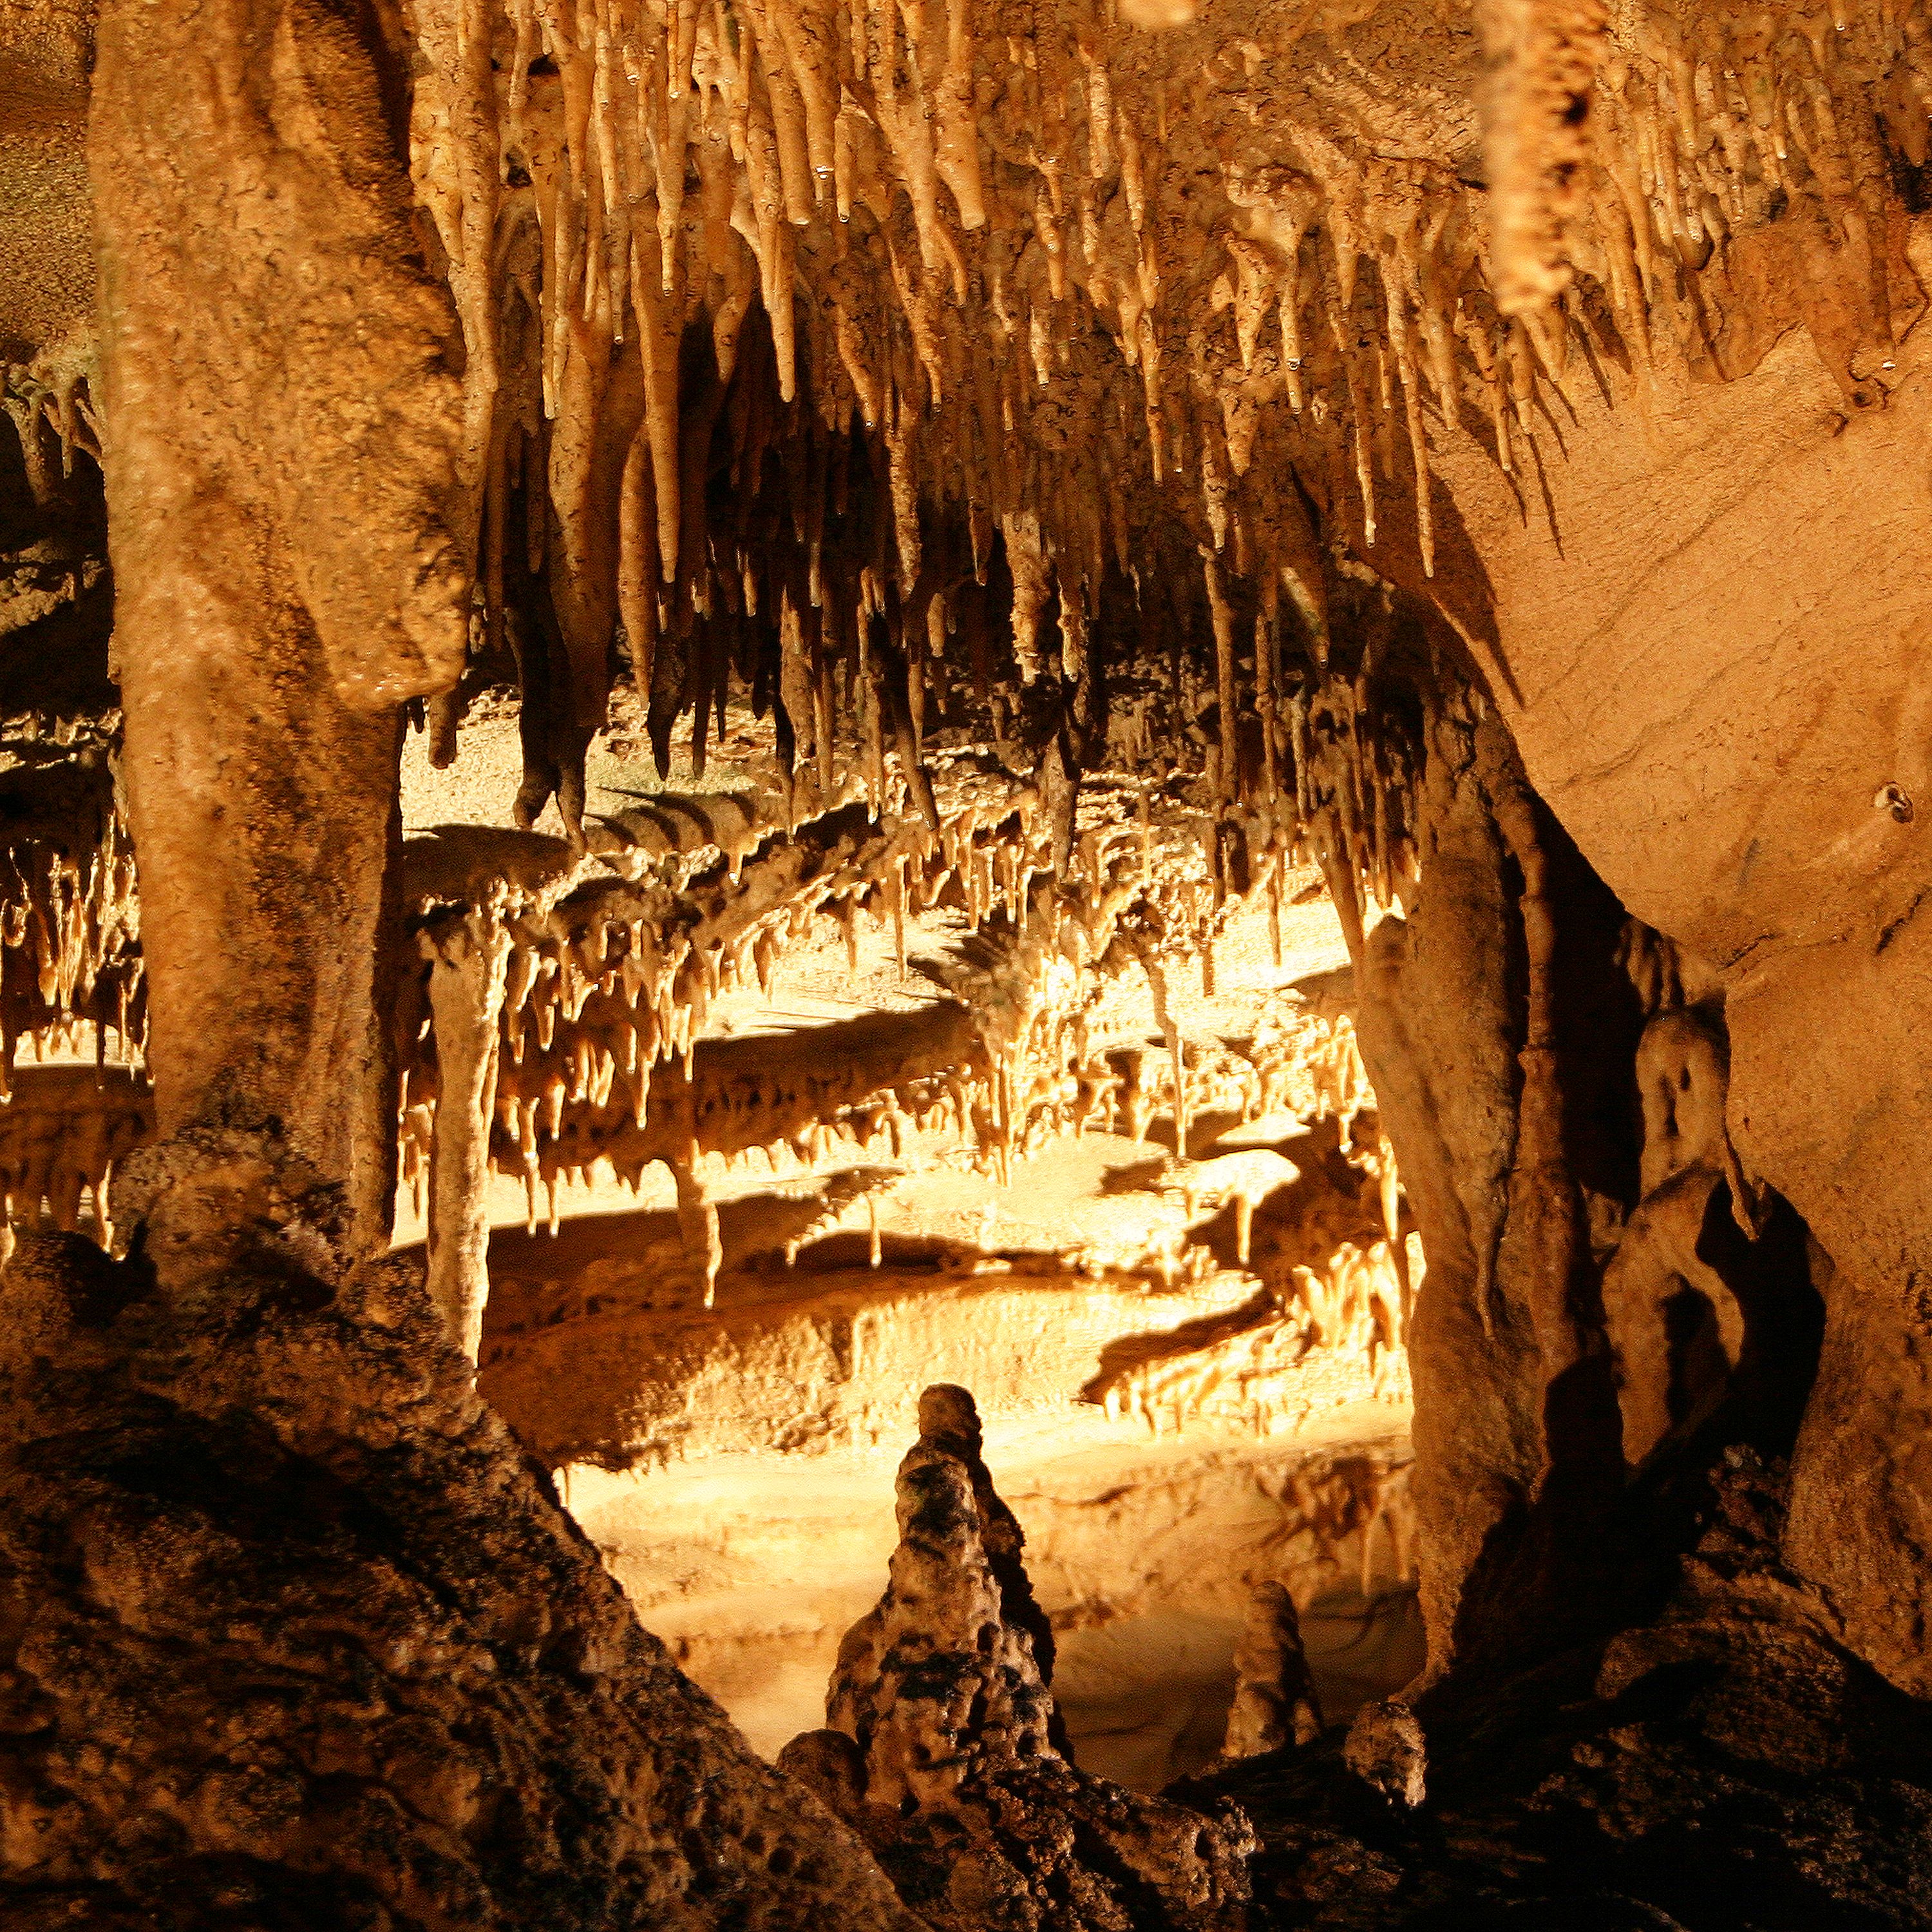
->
<box><xmin>781</xmin><ymin>1384</ymin><xmax>1255</xmax><ymax>1931</ymax></box>
<box><xmin>0</xmin><ymin>1226</ymin><xmax>927</xmax><ymax>1931</ymax></box>
<box><xmin>1204</xmin><ymin>1451</ymin><xmax>1932</xmax><ymax>1929</ymax></box>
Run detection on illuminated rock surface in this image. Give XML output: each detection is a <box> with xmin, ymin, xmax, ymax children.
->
<box><xmin>0</xmin><ymin>1230</ymin><xmax>925</xmax><ymax>1931</ymax></box>
<box><xmin>6</xmin><ymin>0</ymin><xmax>1932</xmax><ymax>1922</ymax></box>
<box><xmin>779</xmin><ymin>1383</ymin><xmax>1256</xmax><ymax>1931</ymax></box>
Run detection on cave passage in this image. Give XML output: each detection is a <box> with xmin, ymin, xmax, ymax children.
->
<box><xmin>2</xmin><ymin>1</ymin><xmax>1931</xmax><ymax>1927</ymax></box>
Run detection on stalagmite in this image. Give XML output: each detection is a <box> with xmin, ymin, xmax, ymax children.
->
<box><xmin>780</xmin><ymin>1385</ymin><xmax>1255</xmax><ymax>1930</ymax></box>
<box><xmin>1219</xmin><ymin>1581</ymin><xmax>1323</xmax><ymax>1761</ymax></box>
<box><xmin>421</xmin><ymin>904</ymin><xmax>515</xmax><ymax>1361</ymax></box>
<box><xmin>1343</xmin><ymin>1700</ymin><xmax>1427</xmax><ymax>1809</ymax></box>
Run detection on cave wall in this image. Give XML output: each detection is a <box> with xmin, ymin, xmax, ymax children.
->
<box><xmin>1132</xmin><ymin>105</ymin><xmax>1932</xmax><ymax>1696</ymax></box>
<box><xmin>1397</xmin><ymin>267</ymin><xmax>1932</xmax><ymax>1698</ymax></box>
<box><xmin>1326</xmin><ymin>633</ymin><xmax>1833</xmax><ymax>1694</ymax></box>
<box><xmin>1332</xmin><ymin>663</ymin><xmax>1645</xmax><ymax>1681</ymax></box>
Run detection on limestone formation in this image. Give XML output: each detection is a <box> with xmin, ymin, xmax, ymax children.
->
<box><xmin>782</xmin><ymin>1383</ymin><xmax>1255</xmax><ymax>1931</ymax></box>
<box><xmin>0</xmin><ymin>1227</ymin><xmax>925</xmax><ymax>1931</ymax></box>
<box><xmin>1220</xmin><ymin>1580</ymin><xmax>1323</xmax><ymax>1763</ymax></box>
<box><xmin>5</xmin><ymin>0</ymin><xmax>1932</xmax><ymax>1920</ymax></box>
<box><xmin>1341</xmin><ymin>1700</ymin><xmax>1428</xmax><ymax>1810</ymax></box>
<box><xmin>1602</xmin><ymin>997</ymin><xmax>1819</xmax><ymax>1470</ymax></box>
<box><xmin>813</xmin><ymin>1385</ymin><xmax>1063</xmax><ymax>1803</ymax></box>
<box><xmin>0</xmin><ymin>1063</ymin><xmax>147</xmax><ymax>1257</ymax></box>
<box><xmin>1154</xmin><ymin>1148</ymin><xmax>1300</xmax><ymax>1266</ymax></box>
<box><xmin>1209</xmin><ymin>1452</ymin><xmax>1932</xmax><ymax>1926</ymax></box>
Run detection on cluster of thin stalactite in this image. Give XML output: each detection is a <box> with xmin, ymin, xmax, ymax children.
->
<box><xmin>401</xmin><ymin>0</ymin><xmax>1932</xmax><ymax>846</ymax></box>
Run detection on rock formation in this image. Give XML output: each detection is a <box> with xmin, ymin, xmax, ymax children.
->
<box><xmin>1600</xmin><ymin>950</ymin><xmax>1820</xmax><ymax>1473</ymax></box>
<box><xmin>781</xmin><ymin>1383</ymin><xmax>1255</xmax><ymax>1930</ymax></box>
<box><xmin>1219</xmin><ymin>1580</ymin><xmax>1323</xmax><ymax>1762</ymax></box>
<box><xmin>3</xmin><ymin>0</ymin><xmax>1932</xmax><ymax>1920</ymax></box>
<box><xmin>0</xmin><ymin>1226</ymin><xmax>926</xmax><ymax>1931</ymax></box>
<box><xmin>1215</xmin><ymin>1452</ymin><xmax>1932</xmax><ymax>1927</ymax></box>
<box><xmin>1340</xmin><ymin>1699</ymin><xmax>1427</xmax><ymax>1811</ymax></box>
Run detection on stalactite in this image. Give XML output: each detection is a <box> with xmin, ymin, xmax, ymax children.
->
<box><xmin>0</xmin><ymin>805</ymin><xmax>146</xmax><ymax>1099</ymax></box>
<box><xmin>420</xmin><ymin>902</ymin><xmax>515</xmax><ymax>1361</ymax></box>
<box><xmin>382</xmin><ymin>0</ymin><xmax>1932</xmax><ymax>822</ymax></box>
<box><xmin>1474</xmin><ymin>1</ymin><xmax>1609</xmax><ymax>316</ymax></box>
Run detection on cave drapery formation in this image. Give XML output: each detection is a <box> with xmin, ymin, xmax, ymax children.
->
<box><xmin>5</xmin><ymin>0</ymin><xmax>1932</xmax><ymax>1924</ymax></box>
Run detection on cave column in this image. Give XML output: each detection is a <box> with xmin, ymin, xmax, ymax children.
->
<box><xmin>1332</xmin><ymin>677</ymin><xmax>1640</xmax><ymax>1683</ymax></box>
<box><xmin>89</xmin><ymin>0</ymin><xmax>471</xmax><ymax>1265</ymax></box>
<box><xmin>422</xmin><ymin>907</ymin><xmax>512</xmax><ymax>1356</ymax></box>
